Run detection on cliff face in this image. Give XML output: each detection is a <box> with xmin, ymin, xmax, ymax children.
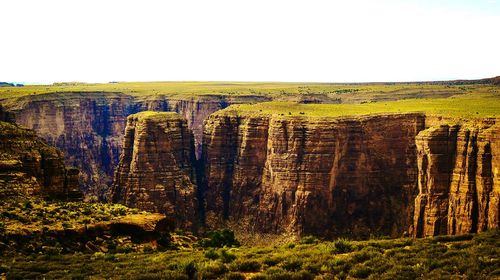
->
<box><xmin>2</xmin><ymin>92</ymin><xmax>269</xmax><ymax>199</ymax></box>
<box><xmin>203</xmin><ymin>113</ymin><xmax>426</xmax><ymax>238</ymax></box>
<box><xmin>203</xmin><ymin>111</ymin><xmax>500</xmax><ymax>238</ymax></box>
<box><xmin>0</xmin><ymin>105</ymin><xmax>80</xmax><ymax>199</ymax></box>
<box><xmin>111</xmin><ymin>112</ymin><xmax>197</xmax><ymax>230</ymax></box>
<box><xmin>413</xmin><ymin>120</ymin><xmax>500</xmax><ymax>237</ymax></box>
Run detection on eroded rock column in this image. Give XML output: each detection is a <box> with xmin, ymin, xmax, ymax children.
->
<box><xmin>111</xmin><ymin>112</ymin><xmax>197</xmax><ymax>230</ymax></box>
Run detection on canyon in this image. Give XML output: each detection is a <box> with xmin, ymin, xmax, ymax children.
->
<box><xmin>0</xmin><ymin>92</ymin><xmax>270</xmax><ymax>199</ymax></box>
<box><xmin>0</xmin><ymin>84</ymin><xmax>498</xmax><ymax>239</ymax></box>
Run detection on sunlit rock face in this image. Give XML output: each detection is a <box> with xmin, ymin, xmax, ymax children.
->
<box><xmin>413</xmin><ymin>119</ymin><xmax>500</xmax><ymax>237</ymax></box>
<box><xmin>202</xmin><ymin>112</ymin><xmax>426</xmax><ymax>238</ymax></box>
<box><xmin>111</xmin><ymin>112</ymin><xmax>198</xmax><ymax>230</ymax></box>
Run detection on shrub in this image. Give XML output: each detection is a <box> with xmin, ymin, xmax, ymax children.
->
<box><xmin>233</xmin><ymin>260</ymin><xmax>261</xmax><ymax>272</ymax></box>
<box><xmin>349</xmin><ymin>263</ymin><xmax>372</xmax><ymax>278</ymax></box>
<box><xmin>332</xmin><ymin>238</ymin><xmax>354</xmax><ymax>253</ymax></box>
<box><xmin>198</xmin><ymin>261</ymin><xmax>228</xmax><ymax>279</ymax></box>
<box><xmin>281</xmin><ymin>258</ymin><xmax>302</xmax><ymax>271</ymax></box>
<box><xmin>183</xmin><ymin>260</ymin><xmax>197</xmax><ymax>279</ymax></box>
<box><xmin>265</xmin><ymin>268</ymin><xmax>314</xmax><ymax>280</ymax></box>
<box><xmin>300</xmin><ymin>235</ymin><xmax>318</xmax><ymax>245</ymax></box>
<box><xmin>220</xmin><ymin>249</ymin><xmax>237</xmax><ymax>263</ymax></box>
<box><xmin>224</xmin><ymin>272</ymin><xmax>246</xmax><ymax>280</ymax></box>
<box><xmin>199</xmin><ymin>229</ymin><xmax>240</xmax><ymax>248</ymax></box>
<box><xmin>263</xmin><ymin>256</ymin><xmax>282</xmax><ymax>267</ymax></box>
<box><xmin>204</xmin><ymin>248</ymin><xmax>219</xmax><ymax>260</ymax></box>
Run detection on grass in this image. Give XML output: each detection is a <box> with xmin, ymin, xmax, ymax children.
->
<box><xmin>220</xmin><ymin>91</ymin><xmax>500</xmax><ymax>119</ymax></box>
<box><xmin>128</xmin><ymin>111</ymin><xmax>182</xmax><ymax>120</ymax></box>
<box><xmin>0</xmin><ymin>81</ymin><xmax>494</xmax><ymax>99</ymax></box>
<box><xmin>1</xmin><ymin>230</ymin><xmax>498</xmax><ymax>279</ymax></box>
<box><xmin>0</xmin><ymin>197</ymin><xmax>144</xmax><ymax>234</ymax></box>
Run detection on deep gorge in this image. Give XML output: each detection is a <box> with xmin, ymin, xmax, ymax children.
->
<box><xmin>2</xmin><ymin>93</ymin><xmax>499</xmax><ymax>239</ymax></box>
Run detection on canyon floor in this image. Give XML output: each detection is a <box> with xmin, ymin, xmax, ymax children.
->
<box><xmin>0</xmin><ymin>79</ymin><xmax>499</xmax><ymax>279</ymax></box>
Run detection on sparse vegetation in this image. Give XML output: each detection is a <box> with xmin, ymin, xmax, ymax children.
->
<box><xmin>1</xmin><ymin>225</ymin><xmax>498</xmax><ymax>279</ymax></box>
<box><xmin>222</xmin><ymin>91</ymin><xmax>500</xmax><ymax>119</ymax></box>
<box><xmin>0</xmin><ymin>197</ymin><xmax>142</xmax><ymax>234</ymax></box>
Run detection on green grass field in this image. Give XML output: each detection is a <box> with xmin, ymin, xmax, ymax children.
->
<box><xmin>1</xmin><ymin>230</ymin><xmax>498</xmax><ymax>279</ymax></box>
<box><xmin>0</xmin><ymin>81</ymin><xmax>492</xmax><ymax>99</ymax></box>
<box><xmin>220</xmin><ymin>92</ymin><xmax>500</xmax><ymax>119</ymax></box>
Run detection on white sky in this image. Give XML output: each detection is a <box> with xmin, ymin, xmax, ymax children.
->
<box><xmin>1</xmin><ymin>0</ymin><xmax>499</xmax><ymax>84</ymax></box>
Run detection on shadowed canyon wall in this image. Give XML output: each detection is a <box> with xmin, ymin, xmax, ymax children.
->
<box><xmin>1</xmin><ymin>92</ymin><xmax>269</xmax><ymax>199</ymax></box>
<box><xmin>0</xmin><ymin>105</ymin><xmax>80</xmax><ymax>199</ymax></box>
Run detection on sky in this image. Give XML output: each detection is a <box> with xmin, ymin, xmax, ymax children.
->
<box><xmin>0</xmin><ymin>0</ymin><xmax>499</xmax><ymax>84</ymax></box>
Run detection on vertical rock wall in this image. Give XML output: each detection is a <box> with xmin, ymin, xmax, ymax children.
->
<box><xmin>2</xmin><ymin>93</ymin><xmax>269</xmax><ymax>199</ymax></box>
<box><xmin>111</xmin><ymin>112</ymin><xmax>197</xmax><ymax>230</ymax></box>
<box><xmin>203</xmin><ymin>113</ymin><xmax>426</xmax><ymax>238</ymax></box>
<box><xmin>413</xmin><ymin>121</ymin><xmax>500</xmax><ymax>237</ymax></box>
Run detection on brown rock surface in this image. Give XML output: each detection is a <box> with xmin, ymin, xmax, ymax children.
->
<box><xmin>413</xmin><ymin>120</ymin><xmax>500</xmax><ymax>237</ymax></box>
<box><xmin>0</xmin><ymin>106</ymin><xmax>81</xmax><ymax>199</ymax></box>
<box><xmin>1</xmin><ymin>93</ymin><xmax>269</xmax><ymax>199</ymax></box>
<box><xmin>203</xmin><ymin>112</ymin><xmax>426</xmax><ymax>238</ymax></box>
<box><xmin>111</xmin><ymin>112</ymin><xmax>197</xmax><ymax>230</ymax></box>
<box><xmin>203</xmin><ymin>111</ymin><xmax>499</xmax><ymax>238</ymax></box>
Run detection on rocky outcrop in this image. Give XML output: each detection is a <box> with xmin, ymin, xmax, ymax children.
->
<box><xmin>1</xmin><ymin>93</ymin><xmax>269</xmax><ymax>199</ymax></box>
<box><xmin>203</xmin><ymin>112</ymin><xmax>426</xmax><ymax>238</ymax></box>
<box><xmin>413</xmin><ymin>120</ymin><xmax>500</xmax><ymax>237</ymax></box>
<box><xmin>0</xmin><ymin>105</ymin><xmax>81</xmax><ymax>199</ymax></box>
<box><xmin>111</xmin><ymin>112</ymin><xmax>197</xmax><ymax>230</ymax></box>
<box><xmin>203</xmin><ymin>110</ymin><xmax>500</xmax><ymax>238</ymax></box>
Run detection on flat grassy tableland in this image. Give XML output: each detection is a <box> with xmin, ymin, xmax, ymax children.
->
<box><xmin>1</xmin><ymin>230</ymin><xmax>499</xmax><ymax>279</ymax></box>
<box><xmin>0</xmin><ymin>81</ymin><xmax>493</xmax><ymax>99</ymax></box>
<box><xmin>222</xmin><ymin>92</ymin><xmax>500</xmax><ymax>119</ymax></box>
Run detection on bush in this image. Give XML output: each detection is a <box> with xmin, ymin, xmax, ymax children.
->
<box><xmin>199</xmin><ymin>229</ymin><xmax>240</xmax><ymax>248</ymax></box>
<box><xmin>197</xmin><ymin>261</ymin><xmax>228</xmax><ymax>279</ymax></box>
<box><xmin>204</xmin><ymin>248</ymin><xmax>219</xmax><ymax>260</ymax></box>
<box><xmin>224</xmin><ymin>272</ymin><xmax>246</xmax><ymax>280</ymax></box>
<box><xmin>332</xmin><ymin>238</ymin><xmax>354</xmax><ymax>253</ymax></box>
<box><xmin>349</xmin><ymin>263</ymin><xmax>372</xmax><ymax>278</ymax></box>
<box><xmin>220</xmin><ymin>249</ymin><xmax>237</xmax><ymax>263</ymax></box>
<box><xmin>232</xmin><ymin>260</ymin><xmax>261</xmax><ymax>272</ymax></box>
<box><xmin>183</xmin><ymin>260</ymin><xmax>197</xmax><ymax>279</ymax></box>
<box><xmin>300</xmin><ymin>235</ymin><xmax>318</xmax><ymax>245</ymax></box>
<box><xmin>281</xmin><ymin>258</ymin><xmax>302</xmax><ymax>271</ymax></box>
<box><xmin>265</xmin><ymin>268</ymin><xmax>314</xmax><ymax>280</ymax></box>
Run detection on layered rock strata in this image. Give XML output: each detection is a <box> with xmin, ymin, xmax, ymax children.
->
<box><xmin>0</xmin><ymin>105</ymin><xmax>81</xmax><ymax>199</ymax></box>
<box><xmin>202</xmin><ymin>112</ymin><xmax>426</xmax><ymax>238</ymax></box>
<box><xmin>111</xmin><ymin>112</ymin><xmax>197</xmax><ymax>230</ymax></box>
<box><xmin>413</xmin><ymin>120</ymin><xmax>500</xmax><ymax>237</ymax></box>
<box><xmin>202</xmin><ymin>111</ymin><xmax>499</xmax><ymax>238</ymax></box>
<box><xmin>1</xmin><ymin>92</ymin><xmax>269</xmax><ymax>198</ymax></box>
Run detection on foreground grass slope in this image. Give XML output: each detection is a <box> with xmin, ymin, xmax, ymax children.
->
<box><xmin>1</xmin><ymin>230</ymin><xmax>499</xmax><ymax>279</ymax></box>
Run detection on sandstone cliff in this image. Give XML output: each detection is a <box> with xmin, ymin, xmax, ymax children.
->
<box><xmin>203</xmin><ymin>111</ymin><xmax>499</xmax><ymax>238</ymax></box>
<box><xmin>1</xmin><ymin>92</ymin><xmax>269</xmax><ymax>199</ymax></box>
<box><xmin>413</xmin><ymin>119</ymin><xmax>500</xmax><ymax>237</ymax></box>
<box><xmin>202</xmin><ymin>112</ymin><xmax>426</xmax><ymax>238</ymax></box>
<box><xmin>0</xmin><ymin>105</ymin><xmax>81</xmax><ymax>199</ymax></box>
<box><xmin>111</xmin><ymin>112</ymin><xmax>197</xmax><ymax>230</ymax></box>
